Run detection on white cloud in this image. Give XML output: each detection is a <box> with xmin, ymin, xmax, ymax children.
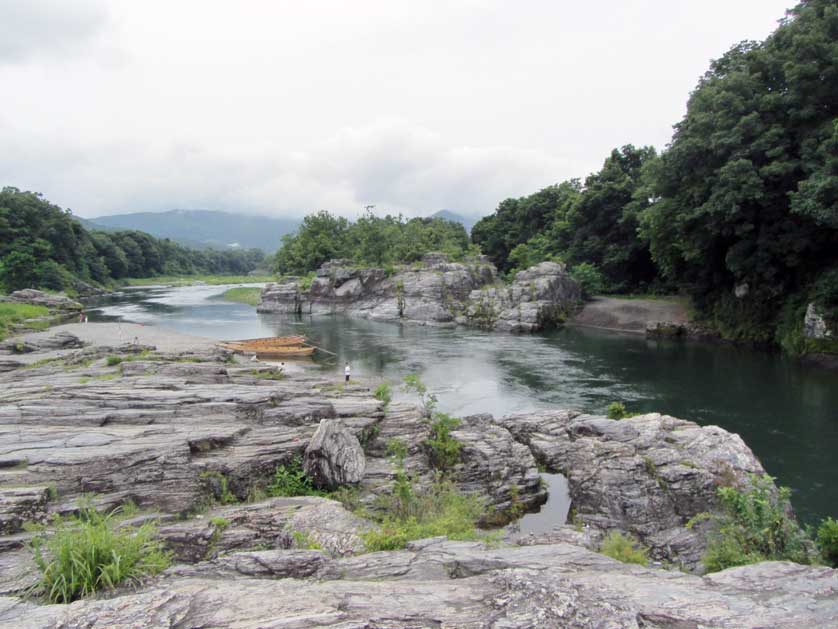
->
<box><xmin>0</xmin><ymin>0</ymin><xmax>793</xmax><ymax>219</ymax></box>
<box><xmin>0</xmin><ymin>0</ymin><xmax>109</xmax><ymax>63</ymax></box>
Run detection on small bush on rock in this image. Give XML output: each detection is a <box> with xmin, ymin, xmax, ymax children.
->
<box><xmin>29</xmin><ymin>502</ymin><xmax>170</xmax><ymax>604</ymax></box>
<box><xmin>266</xmin><ymin>457</ymin><xmax>325</xmax><ymax>497</ymax></box>
<box><xmin>606</xmin><ymin>401</ymin><xmax>628</xmax><ymax>419</ymax></box>
<box><xmin>817</xmin><ymin>517</ymin><xmax>838</xmax><ymax>568</ymax></box>
<box><xmin>424</xmin><ymin>412</ymin><xmax>462</xmax><ymax>471</ymax></box>
<box><xmin>599</xmin><ymin>531</ymin><xmax>649</xmax><ymax>565</ymax></box>
<box><xmin>373</xmin><ymin>382</ymin><xmax>392</xmax><ymax>407</ymax></box>
<box><xmin>700</xmin><ymin>474</ymin><xmax>814</xmax><ymax>573</ymax></box>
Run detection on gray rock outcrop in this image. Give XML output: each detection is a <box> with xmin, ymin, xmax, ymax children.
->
<box><xmin>5</xmin><ymin>289</ymin><xmax>83</xmax><ymax>311</ymax></box>
<box><xmin>493</xmin><ymin>409</ymin><xmax>767</xmax><ymax>570</ymax></box>
<box><xmin>1</xmin><ymin>325</ymin><xmax>835</xmax><ymax>626</ymax></box>
<box><xmin>259</xmin><ymin>255</ymin><xmax>580</xmax><ymax>333</ymax></box>
<box><xmin>805</xmin><ymin>302</ymin><xmax>834</xmax><ymax>339</ymax></box>
<box><xmin>304</xmin><ymin>419</ymin><xmax>366</xmax><ymax>489</ymax></box>
<box><xmin>1</xmin><ymin>539</ymin><xmax>835</xmax><ymax>628</ymax></box>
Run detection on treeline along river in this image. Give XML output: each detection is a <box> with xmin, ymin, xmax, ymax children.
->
<box><xmin>88</xmin><ymin>284</ymin><xmax>838</xmax><ymax>525</ymax></box>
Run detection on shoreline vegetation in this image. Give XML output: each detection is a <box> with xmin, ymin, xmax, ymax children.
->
<box><xmin>216</xmin><ymin>286</ymin><xmax>263</xmax><ymax>306</ymax></box>
<box><xmin>122</xmin><ymin>275</ymin><xmax>274</xmax><ymax>287</ymax></box>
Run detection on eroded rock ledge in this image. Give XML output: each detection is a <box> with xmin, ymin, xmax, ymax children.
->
<box><xmin>258</xmin><ymin>255</ymin><xmax>581</xmax><ymax>332</ymax></box>
<box><xmin>0</xmin><ymin>327</ymin><xmax>834</xmax><ymax>627</ymax></box>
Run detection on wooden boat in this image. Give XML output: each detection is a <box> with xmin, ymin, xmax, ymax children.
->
<box><xmin>249</xmin><ymin>346</ymin><xmax>315</xmax><ymax>359</ymax></box>
<box><xmin>221</xmin><ymin>335</ymin><xmax>305</xmax><ymax>349</ymax></box>
<box><xmin>219</xmin><ymin>335</ymin><xmax>315</xmax><ymax>359</ymax></box>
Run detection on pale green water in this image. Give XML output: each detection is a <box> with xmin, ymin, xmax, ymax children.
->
<box><xmin>89</xmin><ymin>284</ymin><xmax>838</xmax><ymax>525</ymax></box>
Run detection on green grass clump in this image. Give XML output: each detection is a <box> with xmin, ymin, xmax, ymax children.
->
<box><xmin>424</xmin><ymin>413</ymin><xmax>462</xmax><ymax>471</ymax></box>
<box><xmin>606</xmin><ymin>401</ymin><xmax>628</xmax><ymax>419</ymax></box>
<box><xmin>0</xmin><ymin>302</ymin><xmax>50</xmax><ymax>340</ymax></box>
<box><xmin>266</xmin><ymin>457</ymin><xmax>326</xmax><ymax>497</ymax></box>
<box><xmin>218</xmin><ymin>287</ymin><xmax>262</xmax><ymax>306</ymax></box>
<box><xmin>298</xmin><ymin>271</ymin><xmax>317</xmax><ymax>292</ymax></box>
<box><xmin>373</xmin><ymin>382</ymin><xmax>392</xmax><ymax>407</ymax></box>
<box><xmin>105</xmin><ymin>355</ymin><xmax>123</xmax><ymax>366</ymax></box>
<box><xmin>123</xmin><ymin>275</ymin><xmax>274</xmax><ymax>287</ymax></box>
<box><xmin>249</xmin><ymin>368</ymin><xmax>285</xmax><ymax>380</ymax></box>
<box><xmin>29</xmin><ymin>504</ymin><xmax>170</xmax><ymax>604</ymax></box>
<box><xmin>699</xmin><ymin>474</ymin><xmax>814</xmax><ymax>573</ymax></box>
<box><xmin>817</xmin><ymin>517</ymin><xmax>838</xmax><ymax>567</ymax></box>
<box><xmin>291</xmin><ymin>530</ymin><xmax>323</xmax><ymax>550</ymax></box>
<box><xmin>599</xmin><ymin>531</ymin><xmax>649</xmax><ymax>565</ymax></box>
<box><xmin>362</xmin><ymin>479</ymin><xmax>485</xmax><ymax>552</ymax></box>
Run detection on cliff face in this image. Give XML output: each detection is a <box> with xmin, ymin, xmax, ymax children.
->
<box><xmin>258</xmin><ymin>255</ymin><xmax>581</xmax><ymax>333</ymax></box>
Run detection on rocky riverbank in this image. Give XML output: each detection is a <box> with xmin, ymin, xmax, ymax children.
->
<box><xmin>0</xmin><ymin>325</ymin><xmax>835</xmax><ymax>626</ymax></box>
<box><xmin>258</xmin><ymin>255</ymin><xmax>581</xmax><ymax>333</ymax></box>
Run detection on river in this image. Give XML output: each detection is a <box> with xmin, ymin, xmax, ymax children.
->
<box><xmin>87</xmin><ymin>283</ymin><xmax>838</xmax><ymax>527</ymax></box>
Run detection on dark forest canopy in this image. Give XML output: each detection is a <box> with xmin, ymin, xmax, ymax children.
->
<box><xmin>0</xmin><ymin>187</ymin><xmax>266</xmax><ymax>293</ymax></box>
<box><xmin>274</xmin><ymin>210</ymin><xmax>475</xmax><ymax>275</ymax></box>
<box><xmin>472</xmin><ymin>0</ymin><xmax>838</xmax><ymax>347</ymax></box>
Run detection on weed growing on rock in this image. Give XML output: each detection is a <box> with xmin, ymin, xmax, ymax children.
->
<box><xmin>373</xmin><ymin>382</ymin><xmax>392</xmax><ymax>407</ymax></box>
<box><xmin>698</xmin><ymin>474</ymin><xmax>814</xmax><ymax>573</ymax></box>
<box><xmin>291</xmin><ymin>530</ymin><xmax>323</xmax><ymax>550</ymax></box>
<box><xmin>266</xmin><ymin>457</ymin><xmax>326</xmax><ymax>498</ymax></box>
<box><xmin>599</xmin><ymin>531</ymin><xmax>649</xmax><ymax>565</ymax></box>
<box><xmin>29</xmin><ymin>502</ymin><xmax>170</xmax><ymax>603</ymax></box>
<box><xmin>817</xmin><ymin>518</ymin><xmax>838</xmax><ymax>567</ymax></box>
<box><xmin>401</xmin><ymin>374</ymin><xmax>437</xmax><ymax>416</ymax></box>
<box><xmin>424</xmin><ymin>413</ymin><xmax>462</xmax><ymax>472</ymax></box>
<box><xmin>200</xmin><ymin>471</ymin><xmax>238</xmax><ymax>505</ymax></box>
<box><xmin>607</xmin><ymin>402</ymin><xmax>628</xmax><ymax>419</ymax></box>
<box><xmin>105</xmin><ymin>355</ymin><xmax>123</xmax><ymax>367</ymax></box>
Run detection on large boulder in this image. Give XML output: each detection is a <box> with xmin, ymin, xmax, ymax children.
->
<box><xmin>7</xmin><ymin>289</ymin><xmax>82</xmax><ymax>311</ymax></box>
<box><xmin>303</xmin><ymin>419</ymin><xmax>366</xmax><ymax>489</ymax></box>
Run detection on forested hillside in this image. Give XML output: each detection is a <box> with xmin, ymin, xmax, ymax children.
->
<box><xmin>472</xmin><ymin>0</ymin><xmax>838</xmax><ymax>349</ymax></box>
<box><xmin>0</xmin><ymin>187</ymin><xmax>266</xmax><ymax>293</ymax></box>
<box><xmin>274</xmin><ymin>210</ymin><xmax>474</xmax><ymax>274</ymax></box>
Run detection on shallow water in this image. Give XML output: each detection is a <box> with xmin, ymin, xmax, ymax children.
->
<box><xmin>88</xmin><ymin>284</ymin><xmax>838</xmax><ymax>525</ymax></box>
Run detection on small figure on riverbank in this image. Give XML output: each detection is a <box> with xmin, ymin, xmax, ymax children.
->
<box><xmin>250</xmin><ymin>354</ymin><xmax>259</xmax><ymax>363</ymax></box>
<box><xmin>345</xmin><ymin>362</ymin><xmax>351</xmax><ymax>383</ymax></box>
<box><xmin>79</xmin><ymin>311</ymin><xmax>85</xmax><ymax>323</ymax></box>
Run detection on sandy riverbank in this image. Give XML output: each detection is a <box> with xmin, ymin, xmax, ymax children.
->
<box><xmin>570</xmin><ymin>296</ymin><xmax>689</xmax><ymax>334</ymax></box>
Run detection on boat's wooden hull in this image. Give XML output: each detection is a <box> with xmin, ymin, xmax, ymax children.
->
<box><xmin>250</xmin><ymin>346</ymin><xmax>315</xmax><ymax>358</ymax></box>
<box><xmin>221</xmin><ymin>335</ymin><xmax>305</xmax><ymax>349</ymax></box>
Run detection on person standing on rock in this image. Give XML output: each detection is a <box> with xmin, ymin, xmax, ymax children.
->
<box><xmin>344</xmin><ymin>362</ymin><xmax>351</xmax><ymax>383</ymax></box>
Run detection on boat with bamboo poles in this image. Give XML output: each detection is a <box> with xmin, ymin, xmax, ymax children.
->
<box><xmin>219</xmin><ymin>335</ymin><xmax>316</xmax><ymax>359</ymax></box>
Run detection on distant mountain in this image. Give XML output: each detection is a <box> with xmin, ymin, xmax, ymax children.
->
<box><xmin>86</xmin><ymin>210</ymin><xmax>299</xmax><ymax>252</ymax></box>
<box><xmin>429</xmin><ymin>209</ymin><xmax>477</xmax><ymax>234</ymax></box>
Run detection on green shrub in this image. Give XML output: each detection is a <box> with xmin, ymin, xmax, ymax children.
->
<box><xmin>599</xmin><ymin>531</ymin><xmax>649</xmax><ymax>565</ymax></box>
<box><xmin>570</xmin><ymin>262</ymin><xmax>606</xmax><ymax>297</ymax></box>
<box><xmin>424</xmin><ymin>413</ymin><xmax>462</xmax><ymax>471</ymax></box>
<box><xmin>105</xmin><ymin>356</ymin><xmax>123</xmax><ymax>367</ymax></box>
<box><xmin>607</xmin><ymin>401</ymin><xmax>628</xmax><ymax>419</ymax></box>
<box><xmin>291</xmin><ymin>530</ymin><xmax>323</xmax><ymax>550</ymax></box>
<box><xmin>401</xmin><ymin>373</ymin><xmax>437</xmax><ymax>415</ymax></box>
<box><xmin>200</xmin><ymin>471</ymin><xmax>238</xmax><ymax>505</ymax></box>
<box><xmin>362</xmin><ymin>479</ymin><xmax>484</xmax><ymax>552</ymax></box>
<box><xmin>700</xmin><ymin>474</ymin><xmax>814</xmax><ymax>573</ymax></box>
<box><xmin>373</xmin><ymin>382</ymin><xmax>392</xmax><ymax>407</ymax></box>
<box><xmin>266</xmin><ymin>456</ymin><xmax>325</xmax><ymax>497</ymax></box>
<box><xmin>298</xmin><ymin>271</ymin><xmax>317</xmax><ymax>292</ymax></box>
<box><xmin>817</xmin><ymin>517</ymin><xmax>838</xmax><ymax>568</ymax></box>
<box><xmin>29</xmin><ymin>503</ymin><xmax>170</xmax><ymax>604</ymax></box>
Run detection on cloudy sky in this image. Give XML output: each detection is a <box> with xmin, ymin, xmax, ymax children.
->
<box><xmin>0</xmin><ymin>0</ymin><xmax>793</xmax><ymax>219</ymax></box>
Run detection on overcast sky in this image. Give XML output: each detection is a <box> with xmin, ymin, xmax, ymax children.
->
<box><xmin>0</xmin><ymin>0</ymin><xmax>793</xmax><ymax>219</ymax></box>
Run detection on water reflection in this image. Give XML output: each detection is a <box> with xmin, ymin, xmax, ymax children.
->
<box><xmin>86</xmin><ymin>284</ymin><xmax>838</xmax><ymax>525</ymax></box>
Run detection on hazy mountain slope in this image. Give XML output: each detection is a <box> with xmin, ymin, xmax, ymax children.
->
<box><xmin>429</xmin><ymin>209</ymin><xmax>477</xmax><ymax>233</ymax></box>
<box><xmin>88</xmin><ymin>210</ymin><xmax>299</xmax><ymax>252</ymax></box>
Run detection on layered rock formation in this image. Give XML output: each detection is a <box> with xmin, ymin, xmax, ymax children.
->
<box><xmin>0</xmin><ymin>327</ymin><xmax>834</xmax><ymax>626</ymax></box>
<box><xmin>258</xmin><ymin>255</ymin><xmax>581</xmax><ymax>332</ymax></box>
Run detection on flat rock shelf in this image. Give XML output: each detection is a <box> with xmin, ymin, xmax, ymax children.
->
<box><xmin>0</xmin><ymin>325</ymin><xmax>835</xmax><ymax>627</ymax></box>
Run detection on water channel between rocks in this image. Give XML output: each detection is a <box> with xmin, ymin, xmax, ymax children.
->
<box><xmin>87</xmin><ymin>284</ymin><xmax>838</xmax><ymax>527</ymax></box>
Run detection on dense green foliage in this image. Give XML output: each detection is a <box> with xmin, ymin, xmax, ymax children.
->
<box><xmin>0</xmin><ymin>302</ymin><xmax>49</xmax><ymax>340</ymax></box>
<box><xmin>472</xmin><ymin>146</ymin><xmax>660</xmax><ymax>292</ymax></box>
<box><xmin>697</xmin><ymin>475</ymin><xmax>814</xmax><ymax>572</ymax></box>
<box><xmin>274</xmin><ymin>210</ymin><xmax>474</xmax><ymax>274</ymax></box>
<box><xmin>266</xmin><ymin>457</ymin><xmax>326</xmax><ymax>497</ymax></box>
<box><xmin>472</xmin><ymin>1</ymin><xmax>838</xmax><ymax>349</ymax></box>
<box><xmin>424</xmin><ymin>413</ymin><xmax>462</xmax><ymax>471</ymax></box>
<box><xmin>816</xmin><ymin>517</ymin><xmax>838</xmax><ymax>567</ymax></box>
<box><xmin>29</xmin><ymin>503</ymin><xmax>170</xmax><ymax>603</ymax></box>
<box><xmin>599</xmin><ymin>531</ymin><xmax>649</xmax><ymax>565</ymax></box>
<box><xmin>606</xmin><ymin>402</ymin><xmax>628</xmax><ymax>420</ymax></box>
<box><xmin>0</xmin><ymin>188</ymin><xmax>265</xmax><ymax>293</ymax></box>
<box><xmin>373</xmin><ymin>382</ymin><xmax>392</xmax><ymax>407</ymax></box>
<box><xmin>643</xmin><ymin>0</ymin><xmax>838</xmax><ymax>344</ymax></box>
